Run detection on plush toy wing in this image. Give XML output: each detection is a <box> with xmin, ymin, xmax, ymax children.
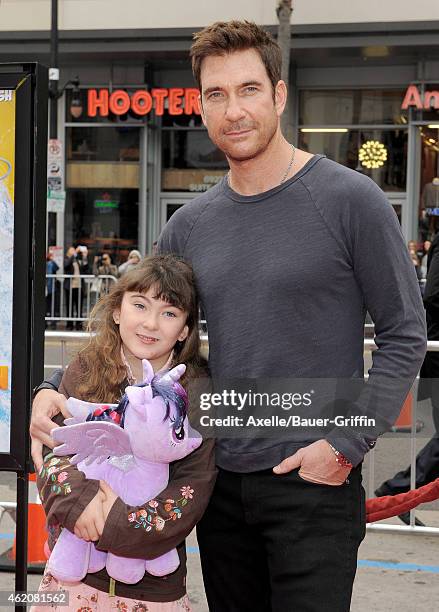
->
<box><xmin>52</xmin><ymin>421</ymin><xmax>132</xmax><ymax>466</ymax></box>
<box><xmin>63</xmin><ymin>397</ymin><xmax>119</xmax><ymax>426</ymax></box>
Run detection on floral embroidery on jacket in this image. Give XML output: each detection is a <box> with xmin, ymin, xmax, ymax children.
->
<box><xmin>128</xmin><ymin>485</ymin><xmax>195</xmax><ymax>532</ymax></box>
<box><xmin>39</xmin><ymin>452</ymin><xmax>73</xmax><ymax>499</ymax></box>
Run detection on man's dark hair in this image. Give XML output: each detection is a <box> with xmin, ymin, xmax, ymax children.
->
<box><xmin>190</xmin><ymin>20</ymin><xmax>282</xmax><ymax>93</ymax></box>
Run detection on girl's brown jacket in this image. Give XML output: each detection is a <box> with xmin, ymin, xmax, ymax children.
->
<box><xmin>37</xmin><ymin>356</ymin><xmax>217</xmax><ymax>602</ymax></box>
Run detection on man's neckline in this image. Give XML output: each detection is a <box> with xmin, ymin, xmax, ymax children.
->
<box><xmin>222</xmin><ymin>154</ymin><xmax>325</xmax><ymax>203</ymax></box>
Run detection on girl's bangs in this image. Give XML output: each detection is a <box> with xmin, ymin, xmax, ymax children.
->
<box><xmin>124</xmin><ymin>268</ymin><xmax>191</xmax><ymax>312</ymax></box>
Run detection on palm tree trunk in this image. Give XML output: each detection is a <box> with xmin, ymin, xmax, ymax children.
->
<box><xmin>277</xmin><ymin>0</ymin><xmax>293</xmax><ymax>139</ymax></box>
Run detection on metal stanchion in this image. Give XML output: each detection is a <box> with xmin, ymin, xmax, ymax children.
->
<box><xmin>409</xmin><ymin>384</ymin><xmax>418</xmax><ymax>527</ymax></box>
<box><xmin>368</xmin><ymin>447</ymin><xmax>376</xmax><ymax>501</ymax></box>
<box><xmin>365</xmin><ymin>337</ymin><xmax>439</xmax><ymax>535</ymax></box>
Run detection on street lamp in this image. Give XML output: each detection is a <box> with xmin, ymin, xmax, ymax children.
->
<box><xmin>69</xmin><ymin>80</ymin><xmax>83</xmax><ymax>118</ymax></box>
<box><xmin>49</xmin><ymin>75</ymin><xmax>83</xmax><ymax>121</ymax></box>
<box><xmin>49</xmin><ymin>0</ymin><xmax>82</xmax><ymax>137</ymax></box>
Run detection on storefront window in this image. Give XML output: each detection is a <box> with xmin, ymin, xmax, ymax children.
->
<box><xmin>298</xmin><ymin>129</ymin><xmax>407</xmax><ymax>192</ymax></box>
<box><xmin>299</xmin><ymin>89</ymin><xmax>408</xmax><ymax>125</ymax></box>
<box><xmin>161</xmin><ymin>113</ymin><xmax>203</xmax><ymax>128</ymax></box>
<box><xmin>65</xmin><ymin>188</ymin><xmax>139</xmax><ymax>260</ymax></box>
<box><xmin>65</xmin><ymin>126</ymin><xmax>140</xmax><ymax>263</ymax></box>
<box><xmin>67</xmin><ymin>127</ymin><xmax>140</xmax><ymax>162</ymax></box>
<box><xmin>161</xmin><ymin>129</ymin><xmax>227</xmax><ymax>192</ymax></box>
<box><xmin>418</xmin><ymin>126</ymin><xmax>439</xmax><ymax>242</ymax></box>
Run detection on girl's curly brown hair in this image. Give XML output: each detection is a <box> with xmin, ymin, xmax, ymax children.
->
<box><xmin>76</xmin><ymin>254</ymin><xmax>205</xmax><ymax>403</ymax></box>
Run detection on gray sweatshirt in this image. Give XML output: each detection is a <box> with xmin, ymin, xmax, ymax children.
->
<box><xmin>158</xmin><ymin>155</ymin><xmax>427</xmax><ymax>472</ymax></box>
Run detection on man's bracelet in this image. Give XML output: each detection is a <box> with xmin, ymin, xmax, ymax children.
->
<box><xmin>328</xmin><ymin>443</ymin><xmax>353</xmax><ymax>469</ymax></box>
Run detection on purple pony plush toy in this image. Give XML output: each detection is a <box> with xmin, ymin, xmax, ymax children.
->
<box><xmin>47</xmin><ymin>359</ymin><xmax>201</xmax><ymax>584</ymax></box>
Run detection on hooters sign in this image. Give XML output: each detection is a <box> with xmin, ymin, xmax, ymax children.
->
<box><xmin>87</xmin><ymin>88</ymin><xmax>201</xmax><ymax>117</ymax></box>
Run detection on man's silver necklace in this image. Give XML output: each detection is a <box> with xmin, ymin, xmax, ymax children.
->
<box><xmin>227</xmin><ymin>144</ymin><xmax>296</xmax><ymax>190</ymax></box>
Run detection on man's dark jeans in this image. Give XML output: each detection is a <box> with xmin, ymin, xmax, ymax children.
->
<box><xmin>197</xmin><ymin>465</ymin><xmax>365</xmax><ymax>612</ymax></box>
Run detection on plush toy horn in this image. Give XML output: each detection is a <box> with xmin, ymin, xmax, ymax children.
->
<box><xmin>142</xmin><ymin>359</ymin><xmax>155</xmax><ymax>384</ymax></box>
<box><xmin>159</xmin><ymin>364</ymin><xmax>186</xmax><ymax>385</ymax></box>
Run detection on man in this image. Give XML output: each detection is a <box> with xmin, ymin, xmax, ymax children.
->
<box><xmin>31</xmin><ymin>21</ymin><xmax>426</xmax><ymax>612</ymax></box>
<box><xmin>93</xmin><ymin>251</ymin><xmax>119</xmax><ymax>294</ymax></box>
<box><xmin>45</xmin><ymin>249</ymin><xmax>59</xmax><ymax>330</ymax></box>
<box><xmin>118</xmin><ymin>249</ymin><xmax>142</xmax><ymax>276</ymax></box>
<box><xmin>63</xmin><ymin>246</ymin><xmax>82</xmax><ymax>330</ymax></box>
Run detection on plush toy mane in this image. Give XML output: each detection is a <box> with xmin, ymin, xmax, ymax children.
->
<box><xmin>85</xmin><ymin>374</ymin><xmax>188</xmax><ymax>432</ymax></box>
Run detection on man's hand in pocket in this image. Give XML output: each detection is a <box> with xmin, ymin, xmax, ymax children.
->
<box><xmin>273</xmin><ymin>439</ymin><xmax>352</xmax><ymax>485</ymax></box>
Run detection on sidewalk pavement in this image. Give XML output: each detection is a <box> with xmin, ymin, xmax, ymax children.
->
<box><xmin>0</xmin><ymin>527</ymin><xmax>435</xmax><ymax>611</ymax></box>
<box><xmin>0</xmin><ymin>480</ymin><xmax>437</xmax><ymax>611</ymax></box>
<box><xmin>2</xmin><ymin>378</ymin><xmax>439</xmax><ymax>612</ymax></box>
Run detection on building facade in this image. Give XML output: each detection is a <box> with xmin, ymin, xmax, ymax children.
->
<box><xmin>1</xmin><ymin>0</ymin><xmax>439</xmax><ymax>263</ymax></box>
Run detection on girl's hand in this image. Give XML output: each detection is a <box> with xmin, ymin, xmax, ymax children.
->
<box><xmin>100</xmin><ymin>481</ymin><xmax>119</xmax><ymax>520</ymax></box>
<box><xmin>73</xmin><ymin>489</ymin><xmax>106</xmax><ymax>541</ymax></box>
<box><xmin>30</xmin><ymin>389</ymin><xmax>71</xmax><ymax>471</ymax></box>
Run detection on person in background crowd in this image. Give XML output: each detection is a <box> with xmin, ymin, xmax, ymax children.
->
<box><xmin>77</xmin><ymin>246</ymin><xmax>91</xmax><ymax>275</ymax></box>
<box><xmin>419</xmin><ymin>209</ymin><xmax>430</xmax><ymax>243</ymax></box>
<box><xmin>408</xmin><ymin>241</ymin><xmax>422</xmax><ymax>281</ymax></box>
<box><xmin>93</xmin><ymin>252</ymin><xmax>118</xmax><ymax>277</ymax></box>
<box><xmin>93</xmin><ymin>252</ymin><xmax>119</xmax><ymax>295</ymax></box>
<box><xmin>46</xmin><ymin>250</ymin><xmax>59</xmax><ymax>330</ymax></box>
<box><xmin>421</xmin><ymin>239</ymin><xmax>432</xmax><ymax>280</ymax></box>
<box><xmin>64</xmin><ymin>247</ymin><xmax>83</xmax><ymax>331</ymax></box>
<box><xmin>408</xmin><ymin>239</ymin><xmax>424</xmax><ymax>261</ymax></box>
<box><xmin>75</xmin><ymin>246</ymin><xmax>92</xmax><ymax>321</ymax></box>
<box><xmin>118</xmin><ymin>249</ymin><xmax>142</xmax><ymax>276</ymax></box>
<box><xmin>376</xmin><ymin>232</ymin><xmax>439</xmax><ymax>525</ymax></box>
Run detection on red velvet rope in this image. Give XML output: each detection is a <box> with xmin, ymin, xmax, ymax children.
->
<box><xmin>366</xmin><ymin>478</ymin><xmax>439</xmax><ymax>523</ymax></box>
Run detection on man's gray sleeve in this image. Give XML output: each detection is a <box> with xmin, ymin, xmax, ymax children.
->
<box><xmin>324</xmin><ymin>177</ymin><xmax>427</xmax><ymax>465</ymax></box>
<box><xmin>157</xmin><ymin>224</ymin><xmax>177</xmax><ymax>256</ymax></box>
<box><xmin>34</xmin><ymin>369</ymin><xmax>64</xmax><ymax>396</ymax></box>
<box><xmin>157</xmin><ymin>205</ymin><xmax>195</xmax><ymax>258</ymax></box>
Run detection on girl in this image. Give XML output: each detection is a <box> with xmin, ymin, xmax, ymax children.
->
<box><xmin>33</xmin><ymin>254</ymin><xmax>216</xmax><ymax>612</ymax></box>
